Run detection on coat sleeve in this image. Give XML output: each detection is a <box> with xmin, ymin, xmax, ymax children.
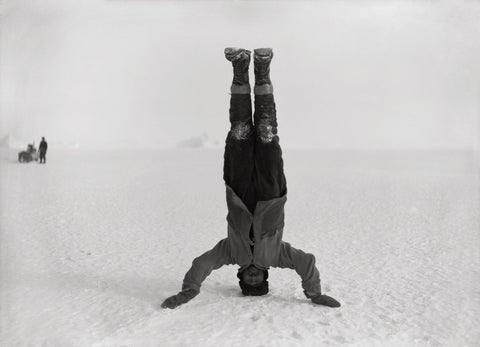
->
<box><xmin>277</xmin><ymin>241</ymin><xmax>322</xmax><ymax>296</ymax></box>
<box><xmin>181</xmin><ymin>238</ymin><xmax>233</xmax><ymax>293</ymax></box>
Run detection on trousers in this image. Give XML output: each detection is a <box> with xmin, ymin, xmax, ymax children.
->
<box><xmin>223</xmin><ymin>93</ymin><xmax>287</xmax><ymax>214</ymax></box>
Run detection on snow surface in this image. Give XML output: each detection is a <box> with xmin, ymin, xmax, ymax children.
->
<box><xmin>0</xmin><ymin>148</ymin><xmax>479</xmax><ymax>347</ymax></box>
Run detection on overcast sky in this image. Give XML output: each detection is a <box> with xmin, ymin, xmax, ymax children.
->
<box><xmin>1</xmin><ymin>0</ymin><xmax>479</xmax><ymax>150</ymax></box>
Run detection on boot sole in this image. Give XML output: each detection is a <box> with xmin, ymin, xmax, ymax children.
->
<box><xmin>253</xmin><ymin>48</ymin><xmax>273</xmax><ymax>61</ymax></box>
<box><xmin>225</xmin><ymin>47</ymin><xmax>251</xmax><ymax>61</ymax></box>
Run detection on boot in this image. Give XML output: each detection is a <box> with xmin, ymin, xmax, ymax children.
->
<box><xmin>254</xmin><ymin>48</ymin><xmax>273</xmax><ymax>94</ymax></box>
<box><xmin>225</xmin><ymin>47</ymin><xmax>251</xmax><ymax>94</ymax></box>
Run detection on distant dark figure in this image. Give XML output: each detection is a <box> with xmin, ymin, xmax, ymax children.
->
<box><xmin>38</xmin><ymin>137</ymin><xmax>48</xmax><ymax>164</ymax></box>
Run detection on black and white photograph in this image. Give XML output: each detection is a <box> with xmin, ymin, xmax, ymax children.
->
<box><xmin>1</xmin><ymin>0</ymin><xmax>479</xmax><ymax>346</ymax></box>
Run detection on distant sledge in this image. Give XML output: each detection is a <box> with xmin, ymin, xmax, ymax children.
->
<box><xmin>18</xmin><ymin>143</ymin><xmax>39</xmax><ymax>163</ymax></box>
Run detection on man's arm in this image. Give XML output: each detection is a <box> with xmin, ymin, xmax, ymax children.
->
<box><xmin>277</xmin><ymin>241</ymin><xmax>322</xmax><ymax>295</ymax></box>
<box><xmin>277</xmin><ymin>242</ymin><xmax>340</xmax><ymax>307</ymax></box>
<box><xmin>162</xmin><ymin>238</ymin><xmax>232</xmax><ymax>309</ymax></box>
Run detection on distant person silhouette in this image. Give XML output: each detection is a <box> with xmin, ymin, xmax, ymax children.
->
<box><xmin>38</xmin><ymin>137</ymin><xmax>48</xmax><ymax>164</ymax></box>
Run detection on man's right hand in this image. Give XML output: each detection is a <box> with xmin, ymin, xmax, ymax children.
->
<box><xmin>161</xmin><ymin>289</ymin><xmax>198</xmax><ymax>309</ymax></box>
<box><xmin>310</xmin><ymin>294</ymin><xmax>341</xmax><ymax>308</ymax></box>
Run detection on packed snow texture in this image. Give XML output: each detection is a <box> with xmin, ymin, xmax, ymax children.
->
<box><xmin>0</xmin><ymin>148</ymin><xmax>479</xmax><ymax>346</ymax></box>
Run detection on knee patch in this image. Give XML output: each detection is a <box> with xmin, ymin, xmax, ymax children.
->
<box><xmin>255</xmin><ymin>119</ymin><xmax>277</xmax><ymax>143</ymax></box>
<box><xmin>230</xmin><ymin>122</ymin><xmax>253</xmax><ymax>141</ymax></box>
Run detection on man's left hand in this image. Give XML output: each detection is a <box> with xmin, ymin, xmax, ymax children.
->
<box><xmin>161</xmin><ymin>289</ymin><xmax>198</xmax><ymax>309</ymax></box>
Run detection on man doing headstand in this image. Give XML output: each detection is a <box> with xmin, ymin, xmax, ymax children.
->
<box><xmin>162</xmin><ymin>48</ymin><xmax>340</xmax><ymax>309</ymax></box>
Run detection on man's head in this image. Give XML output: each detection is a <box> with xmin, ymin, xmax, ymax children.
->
<box><xmin>237</xmin><ymin>265</ymin><xmax>269</xmax><ymax>296</ymax></box>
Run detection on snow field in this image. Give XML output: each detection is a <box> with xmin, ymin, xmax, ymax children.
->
<box><xmin>0</xmin><ymin>148</ymin><xmax>479</xmax><ymax>346</ymax></box>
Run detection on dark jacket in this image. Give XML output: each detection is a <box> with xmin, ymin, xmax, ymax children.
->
<box><xmin>39</xmin><ymin>140</ymin><xmax>48</xmax><ymax>154</ymax></box>
<box><xmin>182</xmin><ymin>185</ymin><xmax>322</xmax><ymax>296</ymax></box>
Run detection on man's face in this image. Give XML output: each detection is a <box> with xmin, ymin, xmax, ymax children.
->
<box><xmin>242</xmin><ymin>265</ymin><xmax>265</xmax><ymax>287</ymax></box>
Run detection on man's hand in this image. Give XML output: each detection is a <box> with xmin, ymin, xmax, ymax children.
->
<box><xmin>161</xmin><ymin>289</ymin><xmax>198</xmax><ymax>309</ymax></box>
<box><xmin>310</xmin><ymin>294</ymin><xmax>341</xmax><ymax>308</ymax></box>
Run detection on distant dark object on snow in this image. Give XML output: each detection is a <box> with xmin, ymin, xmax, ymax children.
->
<box><xmin>38</xmin><ymin>137</ymin><xmax>48</xmax><ymax>164</ymax></box>
<box><xmin>18</xmin><ymin>143</ymin><xmax>39</xmax><ymax>163</ymax></box>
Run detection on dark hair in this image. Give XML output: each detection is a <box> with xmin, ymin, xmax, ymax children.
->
<box><xmin>237</xmin><ymin>268</ymin><xmax>269</xmax><ymax>296</ymax></box>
